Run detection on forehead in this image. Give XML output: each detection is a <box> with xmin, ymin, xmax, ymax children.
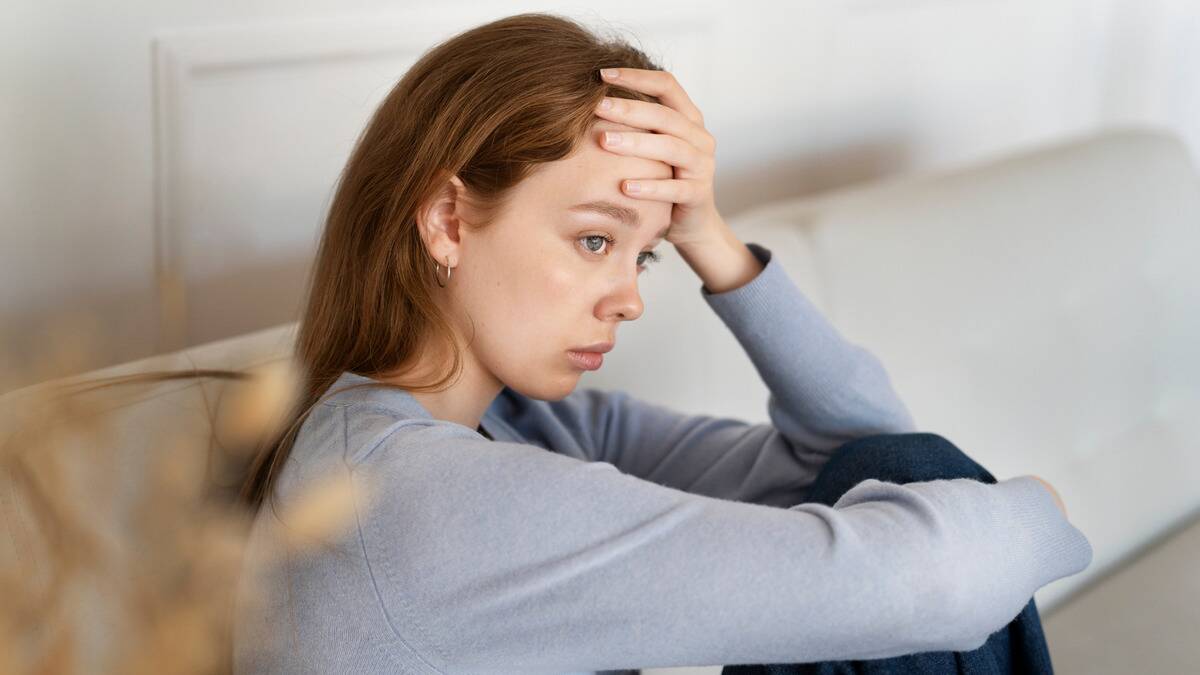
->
<box><xmin>518</xmin><ymin>120</ymin><xmax>673</xmax><ymax>226</ymax></box>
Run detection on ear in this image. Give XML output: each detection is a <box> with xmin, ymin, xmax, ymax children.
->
<box><xmin>416</xmin><ymin>173</ymin><xmax>469</xmax><ymax>268</ymax></box>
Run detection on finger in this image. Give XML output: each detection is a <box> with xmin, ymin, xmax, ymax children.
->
<box><xmin>601</xmin><ymin>68</ymin><xmax>704</xmax><ymax>126</ymax></box>
<box><xmin>594</xmin><ymin>96</ymin><xmax>715</xmax><ymax>154</ymax></box>
<box><xmin>620</xmin><ymin>178</ymin><xmax>700</xmax><ymax>203</ymax></box>
<box><xmin>600</xmin><ymin>130</ymin><xmax>709</xmax><ymax>174</ymax></box>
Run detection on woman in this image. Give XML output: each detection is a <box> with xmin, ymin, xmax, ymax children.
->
<box><xmin>232</xmin><ymin>13</ymin><xmax>1092</xmax><ymax>674</ymax></box>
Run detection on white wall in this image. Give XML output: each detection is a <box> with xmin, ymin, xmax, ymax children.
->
<box><xmin>3</xmin><ymin>0</ymin><xmax>1197</xmax><ymax>392</ymax></box>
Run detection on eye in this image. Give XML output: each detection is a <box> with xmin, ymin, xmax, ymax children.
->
<box><xmin>577</xmin><ymin>234</ymin><xmax>663</xmax><ymax>272</ymax></box>
<box><xmin>636</xmin><ymin>250</ymin><xmax>663</xmax><ymax>269</ymax></box>
<box><xmin>579</xmin><ymin>234</ymin><xmax>613</xmax><ymax>255</ymax></box>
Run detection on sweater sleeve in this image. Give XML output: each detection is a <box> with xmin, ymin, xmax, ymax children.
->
<box><xmin>550</xmin><ymin>241</ymin><xmax>920</xmax><ymax>507</ymax></box>
<box><xmin>352</xmin><ymin>421</ymin><xmax>1093</xmax><ymax>673</ymax></box>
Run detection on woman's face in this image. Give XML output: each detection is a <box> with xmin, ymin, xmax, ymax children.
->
<box><xmin>448</xmin><ymin>119</ymin><xmax>674</xmax><ymax>401</ymax></box>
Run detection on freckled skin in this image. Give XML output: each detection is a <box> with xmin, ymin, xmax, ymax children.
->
<box><xmin>437</xmin><ymin>120</ymin><xmax>673</xmax><ymax>406</ymax></box>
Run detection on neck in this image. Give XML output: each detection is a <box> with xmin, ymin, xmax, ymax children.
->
<box><xmin>379</xmin><ymin>339</ymin><xmax>502</xmax><ymax>432</ymax></box>
<box><xmin>409</xmin><ymin>370</ymin><xmax>502</xmax><ymax>432</ymax></box>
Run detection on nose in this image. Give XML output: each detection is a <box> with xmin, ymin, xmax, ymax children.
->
<box><xmin>598</xmin><ymin>270</ymin><xmax>644</xmax><ymax>322</ymax></box>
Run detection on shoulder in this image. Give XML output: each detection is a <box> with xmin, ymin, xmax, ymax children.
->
<box><xmin>336</xmin><ymin>403</ymin><xmax>479</xmax><ymax>467</ymax></box>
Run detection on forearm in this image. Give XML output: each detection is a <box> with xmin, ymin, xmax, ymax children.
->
<box><xmin>700</xmin><ymin>240</ymin><xmax>918</xmax><ymax>449</ymax></box>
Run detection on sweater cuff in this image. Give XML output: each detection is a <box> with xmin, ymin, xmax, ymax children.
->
<box><xmin>990</xmin><ymin>475</ymin><xmax>1094</xmax><ymax>591</ymax></box>
<box><xmin>700</xmin><ymin>241</ymin><xmax>803</xmax><ymax>322</ymax></box>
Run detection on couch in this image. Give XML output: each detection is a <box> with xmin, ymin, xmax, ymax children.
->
<box><xmin>3</xmin><ymin>126</ymin><xmax>1197</xmax><ymax>674</ymax></box>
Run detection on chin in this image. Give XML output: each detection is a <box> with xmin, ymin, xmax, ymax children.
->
<box><xmin>507</xmin><ymin>371</ymin><xmax>580</xmax><ymax>402</ymax></box>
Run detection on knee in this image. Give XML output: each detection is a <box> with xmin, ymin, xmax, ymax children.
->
<box><xmin>825</xmin><ymin>432</ymin><xmax>997</xmax><ymax>485</ymax></box>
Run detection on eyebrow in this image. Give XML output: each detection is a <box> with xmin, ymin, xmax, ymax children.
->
<box><xmin>567</xmin><ymin>200</ymin><xmax>671</xmax><ymax>240</ymax></box>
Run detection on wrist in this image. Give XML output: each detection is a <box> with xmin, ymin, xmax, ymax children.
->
<box><xmin>675</xmin><ymin>221</ymin><xmax>763</xmax><ymax>294</ymax></box>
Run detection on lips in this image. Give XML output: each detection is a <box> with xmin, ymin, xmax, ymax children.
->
<box><xmin>566</xmin><ymin>350</ymin><xmax>604</xmax><ymax>371</ymax></box>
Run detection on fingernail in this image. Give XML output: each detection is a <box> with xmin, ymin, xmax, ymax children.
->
<box><xmin>604</xmin><ymin>131</ymin><xmax>622</xmax><ymax>145</ymax></box>
<box><xmin>598</xmin><ymin>97</ymin><xmax>612</xmax><ymax>110</ymax></box>
<box><xmin>601</xmin><ymin>68</ymin><xmax>619</xmax><ymax>80</ymax></box>
<box><xmin>624</xmin><ymin>181</ymin><xmax>640</xmax><ymax>193</ymax></box>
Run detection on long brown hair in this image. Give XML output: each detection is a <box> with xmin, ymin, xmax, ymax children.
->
<box><xmin>62</xmin><ymin>13</ymin><xmax>664</xmax><ymax>518</ymax></box>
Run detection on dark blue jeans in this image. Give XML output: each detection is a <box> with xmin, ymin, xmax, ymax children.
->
<box><xmin>721</xmin><ymin>433</ymin><xmax>1054</xmax><ymax>675</ymax></box>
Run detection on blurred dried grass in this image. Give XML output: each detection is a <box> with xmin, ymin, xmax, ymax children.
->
<box><xmin>0</xmin><ymin>313</ymin><xmax>365</xmax><ymax>674</ymax></box>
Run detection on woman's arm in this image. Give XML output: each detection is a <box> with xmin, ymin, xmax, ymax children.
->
<box><xmin>525</xmin><ymin>237</ymin><xmax>918</xmax><ymax>506</ymax></box>
<box><xmin>351</xmin><ymin>420</ymin><xmax>1091</xmax><ymax>672</ymax></box>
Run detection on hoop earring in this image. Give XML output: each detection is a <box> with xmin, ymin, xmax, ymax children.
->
<box><xmin>434</xmin><ymin>256</ymin><xmax>452</xmax><ymax>288</ymax></box>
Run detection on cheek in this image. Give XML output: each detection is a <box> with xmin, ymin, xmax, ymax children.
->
<box><xmin>543</xmin><ymin>239</ymin><xmax>601</xmax><ymax>304</ymax></box>
<box><xmin>503</xmin><ymin>255</ymin><xmax>596</xmax><ymax>353</ymax></box>
<box><xmin>465</xmin><ymin>245</ymin><xmax>580</xmax><ymax>335</ymax></box>
<box><xmin>516</xmin><ymin>266</ymin><xmax>587</xmax><ymax>343</ymax></box>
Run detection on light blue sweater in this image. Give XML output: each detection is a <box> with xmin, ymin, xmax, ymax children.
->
<box><xmin>232</xmin><ymin>242</ymin><xmax>1093</xmax><ymax>674</ymax></box>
